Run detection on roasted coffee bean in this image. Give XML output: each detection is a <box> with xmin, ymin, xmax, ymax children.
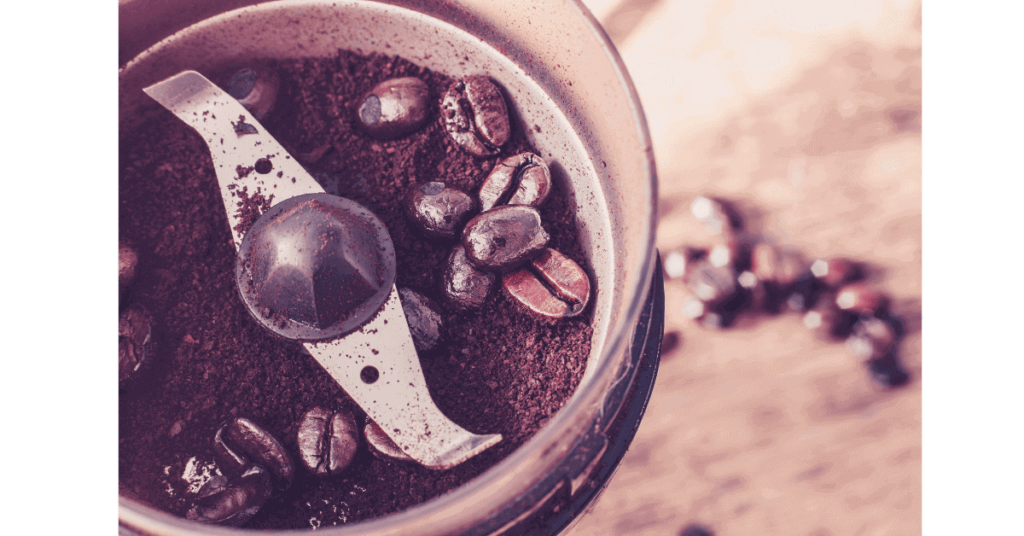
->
<box><xmin>684</xmin><ymin>259</ymin><xmax>736</xmax><ymax>305</ymax></box>
<box><xmin>356</xmin><ymin>77</ymin><xmax>431</xmax><ymax>139</ymax></box>
<box><xmin>751</xmin><ymin>243</ymin><xmax>804</xmax><ymax>286</ymax></box>
<box><xmin>690</xmin><ymin>196</ymin><xmax>743</xmax><ymax>236</ymax></box>
<box><xmin>681</xmin><ymin>292</ymin><xmax>745</xmax><ymax>329</ymax></box>
<box><xmin>845</xmin><ymin>316</ymin><xmax>897</xmax><ymax>361</ymax></box>
<box><xmin>661</xmin><ymin>330</ymin><xmax>682</xmax><ymax>357</ymax></box>
<box><xmin>679</xmin><ymin>523</ymin><xmax>715</xmax><ymax>536</ymax></box>
<box><xmin>214</xmin><ymin>418</ymin><xmax>295</xmax><ymax>491</ymax></box>
<box><xmin>663</xmin><ymin>247</ymin><xmax>707</xmax><ymax>280</ymax></box>
<box><xmin>186</xmin><ymin>465</ymin><xmax>272</xmax><ymax>527</ymax></box>
<box><xmin>785</xmin><ymin>269</ymin><xmax>828</xmax><ymax>312</ymax></box>
<box><xmin>119</xmin><ymin>241</ymin><xmax>138</xmax><ymax>303</ymax></box>
<box><xmin>802</xmin><ymin>302</ymin><xmax>860</xmax><ymax>341</ymax></box>
<box><xmin>441</xmin><ymin>76</ymin><xmax>510</xmax><ymax>157</ymax></box>
<box><xmin>478</xmin><ymin>152</ymin><xmax>552</xmax><ymax>211</ymax></box>
<box><xmin>297</xmin><ymin>407</ymin><xmax>360</xmax><ymax>477</ymax></box>
<box><xmin>398</xmin><ymin>288</ymin><xmax>444</xmax><ymax>351</ymax></box>
<box><xmin>118</xmin><ymin>306</ymin><xmax>152</xmax><ymax>387</ymax></box>
<box><xmin>442</xmin><ymin>245</ymin><xmax>496</xmax><ymax>311</ymax></box>
<box><xmin>835</xmin><ymin>283</ymin><xmax>890</xmax><ymax>315</ymax></box>
<box><xmin>462</xmin><ymin>205</ymin><xmax>549</xmax><ymax>272</ymax></box>
<box><xmin>810</xmin><ymin>257</ymin><xmax>866</xmax><ymax>288</ymax></box>
<box><xmin>866</xmin><ymin>350</ymin><xmax>910</xmax><ymax>388</ymax></box>
<box><xmin>503</xmin><ymin>248</ymin><xmax>590</xmax><ymax>318</ymax></box>
<box><xmin>225</xmin><ymin>64</ymin><xmax>279</xmax><ymax>122</ymax></box>
<box><xmin>364</xmin><ymin>420</ymin><xmax>414</xmax><ymax>463</ymax></box>
<box><xmin>403</xmin><ymin>181</ymin><xmax>477</xmax><ymax>241</ymax></box>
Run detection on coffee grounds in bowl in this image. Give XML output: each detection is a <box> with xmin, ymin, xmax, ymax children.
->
<box><xmin>118</xmin><ymin>49</ymin><xmax>592</xmax><ymax>529</ymax></box>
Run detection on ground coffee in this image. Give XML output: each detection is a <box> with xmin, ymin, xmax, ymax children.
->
<box><xmin>119</xmin><ymin>49</ymin><xmax>593</xmax><ymax>529</ymax></box>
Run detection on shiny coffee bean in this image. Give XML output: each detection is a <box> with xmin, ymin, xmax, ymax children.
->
<box><xmin>119</xmin><ymin>241</ymin><xmax>138</xmax><ymax>303</ymax></box>
<box><xmin>441</xmin><ymin>76</ymin><xmax>510</xmax><ymax>157</ymax></box>
<box><xmin>690</xmin><ymin>196</ymin><xmax>743</xmax><ymax>236</ymax></box>
<box><xmin>835</xmin><ymin>283</ymin><xmax>890</xmax><ymax>315</ymax></box>
<box><xmin>845</xmin><ymin>316</ymin><xmax>897</xmax><ymax>361</ymax></box>
<box><xmin>503</xmin><ymin>248</ymin><xmax>590</xmax><ymax>319</ymax></box>
<box><xmin>225</xmin><ymin>64</ymin><xmax>280</xmax><ymax>122</ymax></box>
<box><xmin>214</xmin><ymin>418</ymin><xmax>295</xmax><ymax>491</ymax></box>
<box><xmin>462</xmin><ymin>205</ymin><xmax>549</xmax><ymax>272</ymax></box>
<box><xmin>684</xmin><ymin>259</ymin><xmax>736</xmax><ymax>305</ymax></box>
<box><xmin>364</xmin><ymin>420</ymin><xmax>414</xmax><ymax>463</ymax></box>
<box><xmin>810</xmin><ymin>257</ymin><xmax>866</xmax><ymax>288</ymax></box>
<box><xmin>802</xmin><ymin>302</ymin><xmax>860</xmax><ymax>341</ymax></box>
<box><xmin>398</xmin><ymin>287</ymin><xmax>443</xmax><ymax>352</ymax></box>
<box><xmin>785</xmin><ymin>269</ymin><xmax>828</xmax><ymax>312</ymax></box>
<box><xmin>751</xmin><ymin>243</ymin><xmax>804</xmax><ymax>286</ymax></box>
<box><xmin>866</xmin><ymin>350</ymin><xmax>910</xmax><ymax>388</ymax></box>
<box><xmin>443</xmin><ymin>245</ymin><xmax>496</xmax><ymax>311</ymax></box>
<box><xmin>118</xmin><ymin>307</ymin><xmax>152</xmax><ymax>387</ymax></box>
<box><xmin>478</xmin><ymin>152</ymin><xmax>552</xmax><ymax>211</ymax></box>
<box><xmin>404</xmin><ymin>181</ymin><xmax>477</xmax><ymax>241</ymax></box>
<box><xmin>297</xmin><ymin>407</ymin><xmax>360</xmax><ymax>477</ymax></box>
<box><xmin>356</xmin><ymin>77</ymin><xmax>430</xmax><ymax>139</ymax></box>
<box><xmin>663</xmin><ymin>247</ymin><xmax>707</xmax><ymax>281</ymax></box>
<box><xmin>186</xmin><ymin>465</ymin><xmax>272</xmax><ymax>527</ymax></box>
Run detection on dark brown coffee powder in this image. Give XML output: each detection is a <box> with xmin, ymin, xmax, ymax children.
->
<box><xmin>119</xmin><ymin>49</ymin><xmax>592</xmax><ymax>529</ymax></box>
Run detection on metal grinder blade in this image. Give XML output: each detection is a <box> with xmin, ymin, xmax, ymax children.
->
<box><xmin>143</xmin><ymin>70</ymin><xmax>500</xmax><ymax>469</ymax></box>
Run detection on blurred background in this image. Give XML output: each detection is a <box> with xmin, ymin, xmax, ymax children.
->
<box><xmin>567</xmin><ymin>1</ymin><xmax>921</xmax><ymax>534</ymax></box>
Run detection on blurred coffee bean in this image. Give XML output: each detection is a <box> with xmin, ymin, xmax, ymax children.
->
<box><xmin>866</xmin><ymin>350</ymin><xmax>911</xmax><ymax>388</ymax></box>
<box><xmin>684</xmin><ymin>259</ymin><xmax>736</xmax><ymax>305</ymax></box>
<box><xmin>214</xmin><ymin>418</ymin><xmax>295</xmax><ymax>491</ymax></box>
<box><xmin>681</xmin><ymin>289</ymin><xmax>746</xmax><ymax>329</ymax></box>
<box><xmin>845</xmin><ymin>316</ymin><xmax>897</xmax><ymax>361</ymax></box>
<box><xmin>503</xmin><ymin>248</ymin><xmax>590</xmax><ymax>319</ymax></box>
<box><xmin>441</xmin><ymin>76</ymin><xmax>510</xmax><ymax>156</ymax></box>
<box><xmin>364</xmin><ymin>420</ymin><xmax>414</xmax><ymax>463</ymax></box>
<box><xmin>707</xmin><ymin>244</ymin><xmax>732</xmax><ymax>269</ymax></box>
<box><xmin>681</xmin><ymin>296</ymin><xmax>705</xmax><ymax>320</ymax></box>
<box><xmin>663</xmin><ymin>247</ymin><xmax>707</xmax><ymax>281</ymax></box>
<box><xmin>751</xmin><ymin>243</ymin><xmax>804</xmax><ymax>286</ymax></box>
<box><xmin>785</xmin><ymin>270</ymin><xmax>828</xmax><ymax>312</ymax></box>
<box><xmin>478</xmin><ymin>152</ymin><xmax>552</xmax><ymax>211</ymax></box>
<box><xmin>119</xmin><ymin>241</ymin><xmax>138</xmax><ymax>303</ymax></box>
<box><xmin>186</xmin><ymin>465</ymin><xmax>272</xmax><ymax>527</ymax></box>
<box><xmin>118</xmin><ymin>307</ymin><xmax>153</xmax><ymax>387</ymax></box>
<box><xmin>810</xmin><ymin>257</ymin><xmax>866</xmax><ymax>288</ymax></box>
<box><xmin>802</xmin><ymin>302</ymin><xmax>860</xmax><ymax>341</ymax></box>
<box><xmin>835</xmin><ymin>283</ymin><xmax>890</xmax><ymax>315</ymax></box>
<box><xmin>462</xmin><ymin>205</ymin><xmax>549</xmax><ymax>272</ymax></box>
<box><xmin>443</xmin><ymin>245</ymin><xmax>496</xmax><ymax>311</ymax></box>
<box><xmin>679</xmin><ymin>523</ymin><xmax>715</xmax><ymax>536</ymax></box>
<box><xmin>663</xmin><ymin>250</ymin><xmax>686</xmax><ymax>280</ymax></box>
<box><xmin>297</xmin><ymin>407</ymin><xmax>360</xmax><ymax>477</ymax></box>
<box><xmin>661</xmin><ymin>330</ymin><xmax>681</xmax><ymax>357</ymax></box>
<box><xmin>224</xmin><ymin>64</ymin><xmax>279</xmax><ymax>122</ymax></box>
<box><xmin>404</xmin><ymin>181</ymin><xmax>477</xmax><ymax>241</ymax></box>
<box><xmin>690</xmin><ymin>196</ymin><xmax>742</xmax><ymax>236</ymax></box>
<box><xmin>398</xmin><ymin>287</ymin><xmax>444</xmax><ymax>352</ymax></box>
<box><xmin>356</xmin><ymin>77</ymin><xmax>430</xmax><ymax>139</ymax></box>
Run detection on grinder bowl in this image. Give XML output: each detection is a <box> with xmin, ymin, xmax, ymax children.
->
<box><xmin>119</xmin><ymin>1</ymin><xmax>659</xmax><ymax>534</ymax></box>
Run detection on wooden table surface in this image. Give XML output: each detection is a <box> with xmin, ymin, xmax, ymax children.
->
<box><xmin>566</xmin><ymin>1</ymin><xmax>922</xmax><ymax>534</ymax></box>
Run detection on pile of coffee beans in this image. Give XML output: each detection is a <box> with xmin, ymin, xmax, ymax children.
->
<box><xmin>664</xmin><ymin>196</ymin><xmax>910</xmax><ymax>388</ymax></box>
<box><xmin>328</xmin><ymin>69</ymin><xmax>591</xmax><ymax>320</ymax></box>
